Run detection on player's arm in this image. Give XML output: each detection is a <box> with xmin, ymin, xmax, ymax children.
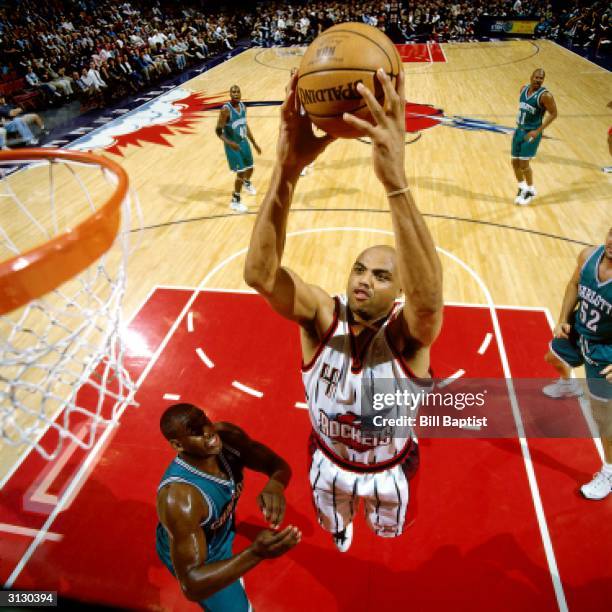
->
<box><xmin>554</xmin><ymin>246</ymin><xmax>594</xmax><ymax>338</ymax></box>
<box><xmin>217</xmin><ymin>422</ymin><xmax>290</xmax><ymax>528</ymax></box>
<box><xmin>215</xmin><ymin>107</ymin><xmax>239</xmax><ymax>150</ymax></box>
<box><xmin>343</xmin><ymin>70</ymin><xmax>443</xmax><ymax>350</ymax></box>
<box><xmin>160</xmin><ymin>484</ymin><xmax>299</xmax><ymax>602</ymax></box>
<box><xmin>244</xmin><ymin>72</ymin><xmax>335</xmax><ymax>336</ymax></box>
<box><xmin>246</xmin><ymin>124</ymin><xmax>261</xmax><ymax>154</ymax></box>
<box><xmin>528</xmin><ymin>92</ymin><xmax>557</xmax><ymax>140</ymax></box>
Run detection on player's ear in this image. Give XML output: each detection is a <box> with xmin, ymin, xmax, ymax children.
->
<box><xmin>169</xmin><ymin>439</ymin><xmax>183</xmax><ymax>452</ymax></box>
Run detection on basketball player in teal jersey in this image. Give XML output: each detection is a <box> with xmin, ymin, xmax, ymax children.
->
<box><xmin>156</xmin><ymin>404</ymin><xmax>300</xmax><ymax>610</ymax></box>
<box><xmin>216</xmin><ymin>85</ymin><xmax>262</xmax><ymax>213</ymax></box>
<box><xmin>543</xmin><ymin>228</ymin><xmax>612</xmax><ymax>499</ymax></box>
<box><xmin>511</xmin><ymin>68</ymin><xmax>557</xmax><ymax>206</ymax></box>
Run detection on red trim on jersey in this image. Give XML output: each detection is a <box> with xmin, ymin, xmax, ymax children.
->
<box><xmin>301</xmin><ymin>296</ymin><xmax>340</xmax><ymax>372</ymax></box>
<box><xmin>384</xmin><ymin>325</ymin><xmax>434</xmax><ymax>387</ymax></box>
<box><xmin>310</xmin><ymin>430</ymin><xmax>416</xmax><ymax>474</ymax></box>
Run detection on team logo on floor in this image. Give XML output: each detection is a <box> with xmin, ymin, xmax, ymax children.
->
<box><xmin>70</xmin><ymin>87</ymin><xmax>514</xmax><ymax>156</ymax></box>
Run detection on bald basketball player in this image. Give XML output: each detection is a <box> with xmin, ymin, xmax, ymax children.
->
<box><xmin>156</xmin><ymin>403</ymin><xmax>300</xmax><ymax>610</ymax></box>
<box><xmin>245</xmin><ymin>69</ymin><xmax>443</xmax><ymax>551</ymax></box>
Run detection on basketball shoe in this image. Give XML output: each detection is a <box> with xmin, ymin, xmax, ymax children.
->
<box><xmin>243</xmin><ymin>180</ymin><xmax>256</xmax><ymax>195</ymax></box>
<box><xmin>517</xmin><ymin>185</ymin><xmax>536</xmax><ymax>206</ymax></box>
<box><xmin>603</xmin><ymin>166</ymin><xmax>612</xmax><ymax>173</ymax></box>
<box><xmin>514</xmin><ymin>186</ymin><xmax>526</xmax><ymax>205</ymax></box>
<box><xmin>230</xmin><ymin>194</ymin><xmax>247</xmax><ymax>213</ymax></box>
<box><xmin>580</xmin><ymin>469</ymin><xmax>612</xmax><ymax>500</ymax></box>
<box><xmin>332</xmin><ymin>523</ymin><xmax>353</xmax><ymax>553</ymax></box>
<box><xmin>542</xmin><ymin>378</ymin><xmax>583</xmax><ymax>398</ymax></box>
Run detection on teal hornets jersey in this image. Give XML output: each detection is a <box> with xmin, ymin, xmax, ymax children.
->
<box><xmin>516</xmin><ymin>85</ymin><xmax>547</xmax><ymax>130</ymax></box>
<box><xmin>156</xmin><ymin>446</ymin><xmax>244</xmax><ymax>565</ymax></box>
<box><xmin>222</xmin><ymin>102</ymin><xmax>248</xmax><ymax>144</ymax></box>
<box><xmin>575</xmin><ymin>246</ymin><xmax>612</xmax><ymax>342</ymax></box>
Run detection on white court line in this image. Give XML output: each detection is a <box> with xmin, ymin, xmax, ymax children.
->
<box><xmin>437</xmin><ymin>369</ymin><xmax>465</xmax><ymax>388</ymax></box>
<box><xmin>426</xmin><ymin>41</ymin><xmax>433</xmax><ymax>63</ymax></box>
<box><xmin>163</xmin><ymin>393</ymin><xmax>181</xmax><ymax>401</ymax></box>
<box><xmin>438</xmin><ymin>242</ymin><xmax>568</xmax><ymax>612</ymax></box>
<box><xmin>542</xmin><ymin>307</ymin><xmax>604</xmax><ymax>463</ymax></box>
<box><xmin>24</xmin><ymin>423</ymin><xmax>97</xmax><ymax>513</ymax></box>
<box><xmin>3</xmin><ymin>228</ymin><xmax>567</xmax><ymax>609</ymax></box>
<box><xmin>478</xmin><ymin>333</ymin><xmax>493</xmax><ymax>355</ymax></box>
<box><xmin>196</xmin><ymin>347</ymin><xmax>215</xmax><ymax>369</ymax></box>
<box><xmin>0</xmin><ymin>284</ymin><xmax>159</xmax><ymax>491</ymax></box>
<box><xmin>295</xmin><ymin>402</ymin><xmax>308</xmax><ymax>410</ymax></box>
<box><xmin>232</xmin><ymin>381</ymin><xmax>263</xmax><ymax>398</ymax></box>
<box><xmin>0</xmin><ymin>523</ymin><xmax>62</xmax><ymax>543</ymax></box>
<box><xmin>187</xmin><ymin>311</ymin><xmax>194</xmax><ymax>333</ymax></box>
<box><xmin>438</xmin><ymin>42</ymin><xmax>448</xmax><ymax>62</ymax></box>
<box><xmin>154</xmin><ymin>287</ymin><xmax>554</xmax><ymax>314</ymax></box>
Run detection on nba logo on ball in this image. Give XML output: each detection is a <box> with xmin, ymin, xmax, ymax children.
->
<box><xmin>297</xmin><ymin>22</ymin><xmax>402</xmax><ymax>139</ymax></box>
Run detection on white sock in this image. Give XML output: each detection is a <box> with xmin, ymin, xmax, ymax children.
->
<box><xmin>519</xmin><ymin>181</ymin><xmax>528</xmax><ymax>190</ymax></box>
<box><xmin>602</xmin><ymin>462</ymin><xmax>612</xmax><ymax>476</ymax></box>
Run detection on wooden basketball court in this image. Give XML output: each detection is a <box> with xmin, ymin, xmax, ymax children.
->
<box><xmin>1</xmin><ymin>40</ymin><xmax>610</xmax><ymax>610</ymax></box>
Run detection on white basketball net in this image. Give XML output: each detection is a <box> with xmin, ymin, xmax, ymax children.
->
<box><xmin>0</xmin><ymin>155</ymin><xmax>139</xmax><ymax>460</ymax></box>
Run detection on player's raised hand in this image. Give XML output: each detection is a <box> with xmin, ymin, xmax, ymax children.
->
<box><xmin>257</xmin><ymin>479</ymin><xmax>286</xmax><ymax>528</ymax></box>
<box><xmin>342</xmin><ymin>68</ymin><xmax>407</xmax><ymax>191</ymax></box>
<box><xmin>553</xmin><ymin>323</ymin><xmax>570</xmax><ymax>339</ymax></box>
<box><xmin>251</xmin><ymin>526</ymin><xmax>301</xmax><ymax>559</ymax></box>
<box><xmin>277</xmin><ymin>70</ymin><xmax>334</xmax><ymax>174</ymax></box>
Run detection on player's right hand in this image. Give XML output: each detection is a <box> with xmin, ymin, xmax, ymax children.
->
<box><xmin>553</xmin><ymin>323</ymin><xmax>570</xmax><ymax>339</ymax></box>
<box><xmin>276</xmin><ymin>71</ymin><xmax>334</xmax><ymax>174</ymax></box>
<box><xmin>229</xmin><ymin>142</ymin><xmax>240</xmax><ymax>151</ymax></box>
<box><xmin>251</xmin><ymin>526</ymin><xmax>301</xmax><ymax>559</ymax></box>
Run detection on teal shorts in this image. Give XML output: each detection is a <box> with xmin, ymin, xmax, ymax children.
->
<box><xmin>511</xmin><ymin>128</ymin><xmax>542</xmax><ymax>159</ymax></box>
<box><xmin>224</xmin><ymin>139</ymin><xmax>253</xmax><ymax>173</ymax></box>
<box><xmin>550</xmin><ymin>335</ymin><xmax>612</xmax><ymax>401</ymax></box>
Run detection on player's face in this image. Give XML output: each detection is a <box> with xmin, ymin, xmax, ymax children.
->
<box><xmin>530</xmin><ymin>70</ymin><xmax>545</xmax><ymax>89</ymax></box>
<box><xmin>230</xmin><ymin>86</ymin><xmax>241</xmax><ymax>102</ymax></box>
<box><xmin>605</xmin><ymin>228</ymin><xmax>612</xmax><ymax>260</ymax></box>
<box><xmin>346</xmin><ymin>248</ymin><xmax>401</xmax><ymax>321</ymax></box>
<box><xmin>176</xmin><ymin>414</ymin><xmax>222</xmax><ymax>457</ymax></box>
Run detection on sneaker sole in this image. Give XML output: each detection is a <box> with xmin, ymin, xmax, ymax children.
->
<box><xmin>579</xmin><ymin>488</ymin><xmax>611</xmax><ymax>500</ymax></box>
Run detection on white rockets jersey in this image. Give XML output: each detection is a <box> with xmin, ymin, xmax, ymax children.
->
<box><xmin>302</xmin><ymin>295</ymin><xmax>432</xmax><ymax>470</ymax></box>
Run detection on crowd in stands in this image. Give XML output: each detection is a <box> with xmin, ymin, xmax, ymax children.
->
<box><xmin>250</xmin><ymin>1</ymin><xmax>610</xmax><ymax>49</ymax></box>
<box><xmin>0</xmin><ymin>0</ymin><xmax>247</xmax><ymax>122</ymax></box>
<box><xmin>0</xmin><ymin>0</ymin><xmax>609</xmax><ymax>146</ymax></box>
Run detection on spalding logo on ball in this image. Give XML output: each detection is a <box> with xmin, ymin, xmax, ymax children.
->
<box><xmin>298</xmin><ymin>22</ymin><xmax>402</xmax><ymax>138</ymax></box>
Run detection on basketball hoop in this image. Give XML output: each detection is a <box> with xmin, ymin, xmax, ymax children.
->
<box><xmin>0</xmin><ymin>148</ymin><xmax>138</xmax><ymax>460</ymax></box>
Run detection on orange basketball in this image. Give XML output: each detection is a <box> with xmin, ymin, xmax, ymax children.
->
<box><xmin>297</xmin><ymin>22</ymin><xmax>402</xmax><ymax>138</ymax></box>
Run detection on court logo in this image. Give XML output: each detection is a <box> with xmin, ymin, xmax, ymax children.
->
<box><xmin>69</xmin><ymin>88</ymin><xmax>226</xmax><ymax>156</ymax></box>
<box><xmin>68</xmin><ymin>87</ymin><xmax>515</xmax><ymax>156</ymax></box>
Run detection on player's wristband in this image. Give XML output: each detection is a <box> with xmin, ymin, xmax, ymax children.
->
<box><xmin>387</xmin><ymin>186</ymin><xmax>410</xmax><ymax>197</ymax></box>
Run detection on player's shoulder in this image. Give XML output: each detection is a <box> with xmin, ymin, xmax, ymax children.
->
<box><xmin>159</xmin><ymin>482</ymin><xmax>209</xmax><ymax>530</ymax></box>
<box><xmin>577</xmin><ymin>245</ymin><xmax>599</xmax><ymax>267</ymax></box>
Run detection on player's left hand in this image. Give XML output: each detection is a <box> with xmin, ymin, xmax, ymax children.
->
<box><xmin>257</xmin><ymin>479</ymin><xmax>286</xmax><ymax>528</ymax></box>
<box><xmin>600</xmin><ymin>364</ymin><xmax>612</xmax><ymax>383</ymax></box>
<box><xmin>253</xmin><ymin>142</ymin><xmax>262</xmax><ymax>155</ymax></box>
<box><xmin>525</xmin><ymin>130</ymin><xmax>538</xmax><ymax>142</ymax></box>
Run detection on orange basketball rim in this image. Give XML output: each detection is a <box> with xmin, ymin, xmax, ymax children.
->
<box><xmin>0</xmin><ymin>148</ymin><xmax>128</xmax><ymax>315</ymax></box>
